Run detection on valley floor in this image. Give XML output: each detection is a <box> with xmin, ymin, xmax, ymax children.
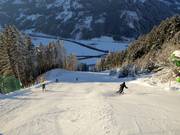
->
<box><xmin>0</xmin><ymin>70</ymin><xmax>180</xmax><ymax>135</ymax></box>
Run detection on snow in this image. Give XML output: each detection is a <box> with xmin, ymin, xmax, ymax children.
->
<box><xmin>30</xmin><ymin>35</ymin><xmax>129</xmax><ymax>64</ymax></box>
<box><xmin>159</xmin><ymin>0</ymin><xmax>172</xmax><ymax>6</ymax></box>
<box><xmin>12</xmin><ymin>0</ymin><xmax>23</xmax><ymax>4</ymax></box>
<box><xmin>54</xmin><ymin>0</ymin><xmax>74</xmax><ymax>22</ymax></box>
<box><xmin>83</xmin><ymin>16</ymin><xmax>93</xmax><ymax>29</ymax></box>
<box><xmin>53</xmin><ymin>0</ymin><xmax>83</xmax><ymax>22</ymax></box>
<box><xmin>120</xmin><ymin>11</ymin><xmax>139</xmax><ymax>21</ymax></box>
<box><xmin>120</xmin><ymin>10</ymin><xmax>139</xmax><ymax>29</ymax></box>
<box><xmin>26</xmin><ymin>14</ymin><xmax>41</xmax><ymax>21</ymax></box>
<box><xmin>56</xmin><ymin>11</ymin><xmax>73</xmax><ymax>22</ymax></box>
<box><xmin>132</xmin><ymin>0</ymin><xmax>147</xmax><ymax>3</ymax></box>
<box><xmin>173</xmin><ymin>50</ymin><xmax>180</xmax><ymax>58</ymax></box>
<box><xmin>70</xmin><ymin>15</ymin><xmax>93</xmax><ymax>37</ymax></box>
<box><xmin>16</xmin><ymin>13</ymin><xmax>25</xmax><ymax>21</ymax></box>
<box><xmin>0</xmin><ymin>69</ymin><xmax>180</xmax><ymax>135</ymax></box>
<box><xmin>94</xmin><ymin>17</ymin><xmax>105</xmax><ymax>24</ymax></box>
<box><xmin>139</xmin><ymin>0</ymin><xmax>146</xmax><ymax>3</ymax></box>
<box><xmin>158</xmin><ymin>0</ymin><xmax>180</xmax><ymax>7</ymax></box>
<box><xmin>80</xmin><ymin>36</ymin><xmax>128</xmax><ymax>53</ymax></box>
<box><xmin>0</xmin><ymin>93</ymin><xmax>4</xmax><ymax>98</ymax></box>
<box><xmin>128</xmin><ymin>22</ymin><xmax>135</xmax><ymax>29</ymax></box>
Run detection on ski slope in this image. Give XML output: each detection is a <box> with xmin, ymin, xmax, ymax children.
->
<box><xmin>0</xmin><ymin>69</ymin><xmax>180</xmax><ymax>135</ymax></box>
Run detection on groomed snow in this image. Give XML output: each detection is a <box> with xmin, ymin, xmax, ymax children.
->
<box><xmin>0</xmin><ymin>69</ymin><xmax>180</xmax><ymax>135</ymax></box>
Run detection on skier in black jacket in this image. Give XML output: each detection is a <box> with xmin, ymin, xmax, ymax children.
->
<box><xmin>116</xmin><ymin>82</ymin><xmax>128</xmax><ymax>94</ymax></box>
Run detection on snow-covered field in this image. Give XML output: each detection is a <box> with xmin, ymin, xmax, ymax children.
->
<box><xmin>31</xmin><ymin>35</ymin><xmax>129</xmax><ymax>64</ymax></box>
<box><xmin>0</xmin><ymin>69</ymin><xmax>180</xmax><ymax>135</ymax></box>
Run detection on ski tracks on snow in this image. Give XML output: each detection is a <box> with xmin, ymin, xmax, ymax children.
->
<box><xmin>56</xmin><ymin>83</ymin><xmax>119</xmax><ymax>135</ymax></box>
<box><xmin>0</xmin><ymin>77</ymin><xmax>180</xmax><ymax>135</ymax></box>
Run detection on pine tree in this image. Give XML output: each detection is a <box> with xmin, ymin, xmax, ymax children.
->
<box><xmin>23</xmin><ymin>35</ymin><xmax>36</xmax><ymax>84</ymax></box>
<box><xmin>2</xmin><ymin>26</ymin><xmax>34</xmax><ymax>86</ymax></box>
<box><xmin>0</xmin><ymin>25</ymin><xmax>68</xmax><ymax>89</ymax></box>
<box><xmin>0</xmin><ymin>33</ymin><xmax>13</xmax><ymax>76</ymax></box>
<box><xmin>36</xmin><ymin>44</ymin><xmax>46</xmax><ymax>74</ymax></box>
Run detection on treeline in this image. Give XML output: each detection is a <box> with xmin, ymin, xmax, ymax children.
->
<box><xmin>0</xmin><ymin>26</ymin><xmax>77</xmax><ymax>93</ymax></box>
<box><xmin>96</xmin><ymin>52</ymin><xmax>126</xmax><ymax>71</ymax></box>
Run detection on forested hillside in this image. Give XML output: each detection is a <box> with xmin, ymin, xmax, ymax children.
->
<box><xmin>0</xmin><ymin>26</ymin><xmax>77</xmax><ymax>93</ymax></box>
<box><xmin>97</xmin><ymin>16</ymin><xmax>180</xmax><ymax>76</ymax></box>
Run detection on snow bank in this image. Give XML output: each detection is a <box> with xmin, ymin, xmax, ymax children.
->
<box><xmin>165</xmin><ymin>81</ymin><xmax>180</xmax><ymax>91</ymax></box>
<box><xmin>173</xmin><ymin>50</ymin><xmax>180</xmax><ymax>58</ymax></box>
<box><xmin>0</xmin><ymin>93</ymin><xmax>4</xmax><ymax>98</ymax></box>
<box><xmin>138</xmin><ymin>74</ymin><xmax>180</xmax><ymax>92</ymax></box>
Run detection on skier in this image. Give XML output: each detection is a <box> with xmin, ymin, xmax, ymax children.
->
<box><xmin>116</xmin><ymin>82</ymin><xmax>128</xmax><ymax>94</ymax></box>
<box><xmin>41</xmin><ymin>76</ymin><xmax>46</xmax><ymax>92</ymax></box>
<box><xmin>42</xmin><ymin>83</ymin><xmax>46</xmax><ymax>92</ymax></box>
<box><xmin>55</xmin><ymin>78</ymin><xmax>59</xmax><ymax>83</ymax></box>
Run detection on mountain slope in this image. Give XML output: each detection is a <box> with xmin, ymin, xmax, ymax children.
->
<box><xmin>98</xmin><ymin>15</ymin><xmax>180</xmax><ymax>75</ymax></box>
<box><xmin>0</xmin><ymin>69</ymin><xmax>180</xmax><ymax>135</ymax></box>
<box><xmin>123</xmin><ymin>15</ymin><xmax>180</xmax><ymax>71</ymax></box>
<box><xmin>0</xmin><ymin>0</ymin><xmax>180</xmax><ymax>39</ymax></box>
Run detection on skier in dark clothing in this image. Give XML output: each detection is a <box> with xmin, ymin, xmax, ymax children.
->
<box><xmin>116</xmin><ymin>82</ymin><xmax>128</xmax><ymax>94</ymax></box>
<box><xmin>55</xmin><ymin>79</ymin><xmax>59</xmax><ymax>83</ymax></box>
<box><xmin>42</xmin><ymin>83</ymin><xmax>46</xmax><ymax>92</ymax></box>
<box><xmin>41</xmin><ymin>76</ymin><xmax>46</xmax><ymax>92</ymax></box>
